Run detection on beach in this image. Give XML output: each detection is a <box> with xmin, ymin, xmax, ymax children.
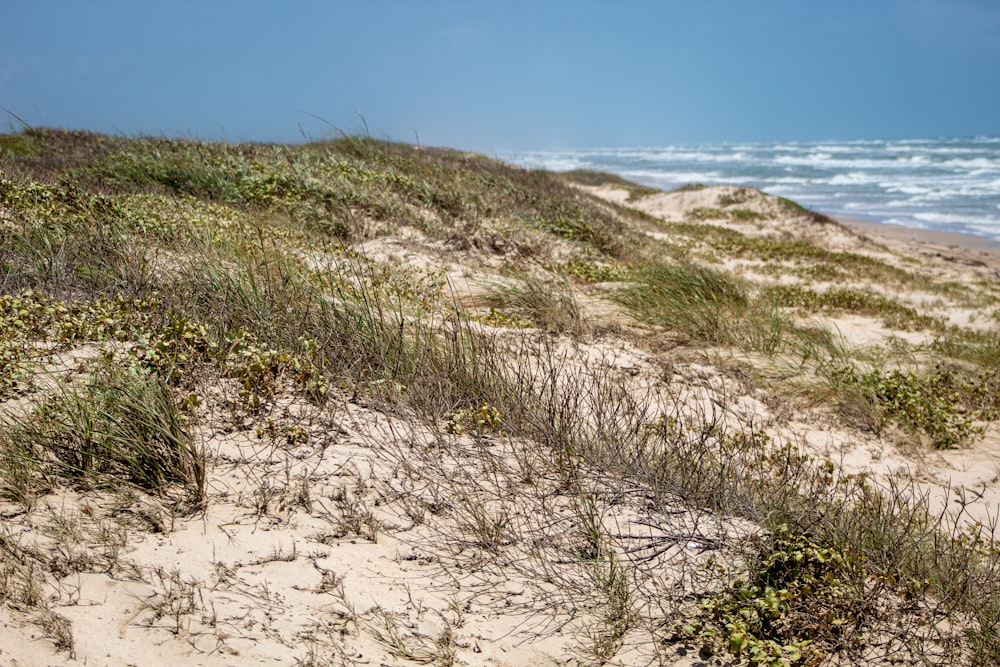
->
<box><xmin>503</xmin><ymin>137</ymin><xmax>1000</xmax><ymax>242</ymax></box>
<box><xmin>837</xmin><ymin>214</ymin><xmax>1000</xmax><ymax>262</ymax></box>
<box><xmin>2</xmin><ymin>131</ymin><xmax>1000</xmax><ymax>666</ymax></box>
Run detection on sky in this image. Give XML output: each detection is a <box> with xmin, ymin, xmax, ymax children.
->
<box><xmin>1</xmin><ymin>0</ymin><xmax>999</xmax><ymax>152</ymax></box>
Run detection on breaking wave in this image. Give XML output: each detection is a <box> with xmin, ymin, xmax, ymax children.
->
<box><xmin>502</xmin><ymin>137</ymin><xmax>1000</xmax><ymax>241</ymax></box>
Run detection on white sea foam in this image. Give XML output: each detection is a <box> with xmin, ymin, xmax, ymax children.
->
<box><xmin>913</xmin><ymin>211</ymin><xmax>996</xmax><ymax>227</ymax></box>
<box><xmin>884</xmin><ymin>217</ymin><xmax>932</xmax><ymax>230</ymax></box>
<box><xmin>766</xmin><ymin>177</ymin><xmax>811</xmax><ymax>185</ymax></box>
<box><xmin>829</xmin><ymin>172</ymin><xmax>880</xmax><ymax>185</ymax></box>
<box><xmin>774</xmin><ymin>155</ymin><xmax>926</xmax><ymax>169</ymax></box>
<box><xmin>943</xmin><ymin>158</ymin><xmax>1000</xmax><ymax>170</ymax></box>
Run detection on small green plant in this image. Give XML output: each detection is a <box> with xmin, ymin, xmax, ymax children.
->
<box><xmin>470</xmin><ymin>307</ymin><xmax>533</xmax><ymax>329</ymax></box>
<box><xmin>223</xmin><ymin>332</ymin><xmax>328</xmax><ymax>411</ymax></box>
<box><xmin>830</xmin><ymin>365</ymin><xmax>996</xmax><ymax>448</ymax></box>
<box><xmin>445</xmin><ymin>404</ymin><xmax>502</xmax><ymax>435</ymax></box>
<box><xmin>560</xmin><ymin>259</ymin><xmax>631</xmax><ymax>283</ymax></box>
<box><xmin>254</xmin><ymin>419</ymin><xmax>310</xmax><ymax>446</ymax></box>
<box><xmin>678</xmin><ymin>525</ymin><xmax>861</xmax><ymax>666</ymax></box>
<box><xmin>131</xmin><ymin>316</ymin><xmax>215</xmax><ymax>387</ymax></box>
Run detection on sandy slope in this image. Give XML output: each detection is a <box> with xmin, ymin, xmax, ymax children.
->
<box><xmin>3</xmin><ymin>183</ymin><xmax>999</xmax><ymax>666</ymax></box>
<box><xmin>1</xmin><ymin>382</ymin><xmax>744</xmax><ymax>666</ymax></box>
<box><xmin>616</xmin><ymin>185</ymin><xmax>1000</xmax><ymax>527</ymax></box>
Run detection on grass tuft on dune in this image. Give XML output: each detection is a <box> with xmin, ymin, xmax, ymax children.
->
<box><xmin>1</xmin><ymin>128</ymin><xmax>1000</xmax><ymax>665</ymax></box>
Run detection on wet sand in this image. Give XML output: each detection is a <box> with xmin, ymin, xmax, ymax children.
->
<box><xmin>835</xmin><ymin>215</ymin><xmax>1000</xmax><ymax>272</ymax></box>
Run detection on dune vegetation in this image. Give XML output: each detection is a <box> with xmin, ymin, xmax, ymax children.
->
<box><xmin>1</xmin><ymin>128</ymin><xmax>1000</xmax><ymax>665</ymax></box>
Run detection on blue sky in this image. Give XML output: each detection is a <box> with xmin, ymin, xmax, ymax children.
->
<box><xmin>1</xmin><ymin>0</ymin><xmax>998</xmax><ymax>151</ymax></box>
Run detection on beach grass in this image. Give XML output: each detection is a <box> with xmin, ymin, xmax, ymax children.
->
<box><xmin>1</xmin><ymin>128</ymin><xmax>1000</xmax><ymax>664</ymax></box>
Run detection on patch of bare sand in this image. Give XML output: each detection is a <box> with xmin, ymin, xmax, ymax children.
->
<box><xmin>1</xmin><ymin>363</ymin><xmax>754</xmax><ymax>666</ymax></box>
<box><xmin>6</xmin><ymin>181</ymin><xmax>1000</xmax><ymax>666</ymax></box>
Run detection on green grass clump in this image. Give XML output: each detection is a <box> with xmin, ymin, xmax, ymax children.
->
<box><xmin>777</xmin><ymin>196</ymin><xmax>836</xmax><ymax>224</ymax></box>
<box><xmin>728</xmin><ymin>208</ymin><xmax>765</xmax><ymax>221</ymax></box>
<box><xmin>0</xmin><ymin>179</ymin><xmax>164</xmax><ymax>295</ymax></box>
<box><xmin>715</xmin><ymin>236</ymin><xmax>914</xmax><ymax>284</ymax></box>
<box><xmin>685</xmin><ymin>207</ymin><xmax>730</xmax><ymax>221</ymax></box>
<box><xmin>657</xmin><ymin>220</ymin><xmax>747</xmax><ymax>244</ymax></box>
<box><xmin>614</xmin><ymin>261</ymin><xmax>789</xmax><ymax>353</ymax></box>
<box><xmin>685</xmin><ymin>206</ymin><xmax>766</xmax><ymax>222</ymax></box>
<box><xmin>0</xmin><ymin>132</ymin><xmax>40</xmax><ymax>156</ymax></box>
<box><xmin>654</xmin><ymin>214</ymin><xmax>922</xmax><ymax>289</ymax></box>
<box><xmin>482</xmin><ymin>273</ymin><xmax>583</xmax><ymax>335</ymax></box>
<box><xmin>559</xmin><ymin>169</ymin><xmax>633</xmax><ymax>188</ymax></box>
<box><xmin>932</xmin><ymin>332</ymin><xmax>1000</xmax><ymax>370</ymax></box>
<box><xmin>1</xmin><ymin>363</ymin><xmax>204</xmax><ymax>503</ymax></box>
<box><xmin>671</xmin><ymin>183</ymin><xmax>707</xmax><ymax>192</ymax></box>
<box><xmin>717</xmin><ymin>188</ymin><xmax>755</xmax><ymax>207</ymax></box>
<box><xmin>0</xmin><ymin>128</ymin><xmax>126</xmax><ymax>180</ymax></box>
<box><xmin>767</xmin><ymin>284</ymin><xmax>941</xmax><ymax>331</ymax></box>
<box><xmin>85</xmin><ymin>142</ymin><xmax>259</xmax><ymax>203</ymax></box>
<box><xmin>614</xmin><ymin>261</ymin><xmax>746</xmax><ymax>343</ymax></box>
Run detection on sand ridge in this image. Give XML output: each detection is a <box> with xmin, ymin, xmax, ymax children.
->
<box><xmin>2</xmin><ymin>172</ymin><xmax>999</xmax><ymax>665</ymax></box>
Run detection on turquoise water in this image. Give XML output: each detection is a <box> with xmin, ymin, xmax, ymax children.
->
<box><xmin>502</xmin><ymin>137</ymin><xmax>1000</xmax><ymax>241</ymax></box>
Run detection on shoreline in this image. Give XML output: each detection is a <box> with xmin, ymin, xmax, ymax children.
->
<box><xmin>833</xmin><ymin>214</ymin><xmax>1000</xmax><ymax>270</ymax></box>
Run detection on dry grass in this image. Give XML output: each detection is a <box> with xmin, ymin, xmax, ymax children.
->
<box><xmin>1</xmin><ymin>128</ymin><xmax>999</xmax><ymax>665</ymax></box>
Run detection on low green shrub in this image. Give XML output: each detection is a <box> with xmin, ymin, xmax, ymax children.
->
<box><xmin>830</xmin><ymin>365</ymin><xmax>998</xmax><ymax>448</ymax></box>
<box><xmin>560</xmin><ymin>259</ymin><xmax>631</xmax><ymax>283</ymax></box>
<box><xmin>678</xmin><ymin>525</ymin><xmax>861</xmax><ymax>666</ymax></box>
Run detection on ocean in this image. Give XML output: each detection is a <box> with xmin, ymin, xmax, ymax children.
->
<box><xmin>500</xmin><ymin>137</ymin><xmax>1000</xmax><ymax>242</ymax></box>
